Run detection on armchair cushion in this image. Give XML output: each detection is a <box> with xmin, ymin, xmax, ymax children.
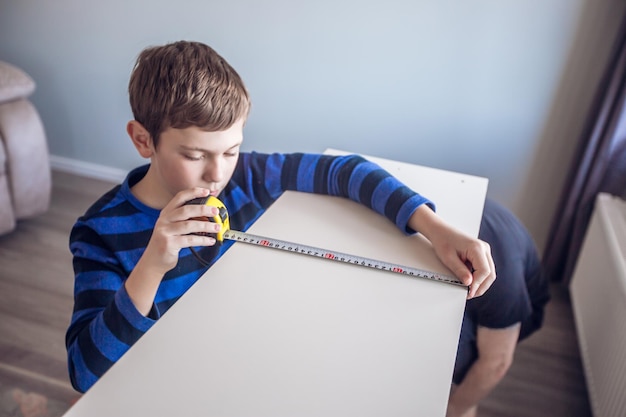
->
<box><xmin>0</xmin><ymin>61</ymin><xmax>36</xmax><ymax>102</ymax></box>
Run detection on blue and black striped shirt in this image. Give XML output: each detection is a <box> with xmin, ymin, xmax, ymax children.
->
<box><xmin>66</xmin><ymin>152</ymin><xmax>433</xmax><ymax>392</ymax></box>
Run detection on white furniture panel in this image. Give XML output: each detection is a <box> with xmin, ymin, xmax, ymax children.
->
<box><xmin>63</xmin><ymin>152</ymin><xmax>488</xmax><ymax>417</ymax></box>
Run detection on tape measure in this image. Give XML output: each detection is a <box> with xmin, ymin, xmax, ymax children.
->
<box><xmin>187</xmin><ymin>196</ymin><xmax>465</xmax><ymax>288</ymax></box>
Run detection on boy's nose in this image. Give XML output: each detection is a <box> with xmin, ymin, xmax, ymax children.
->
<box><xmin>203</xmin><ymin>160</ymin><xmax>224</xmax><ymax>183</ymax></box>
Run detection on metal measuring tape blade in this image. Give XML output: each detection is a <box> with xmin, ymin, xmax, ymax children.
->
<box><xmin>187</xmin><ymin>195</ymin><xmax>466</xmax><ymax>287</ymax></box>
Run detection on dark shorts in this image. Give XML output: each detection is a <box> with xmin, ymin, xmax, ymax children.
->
<box><xmin>452</xmin><ymin>313</ymin><xmax>479</xmax><ymax>385</ymax></box>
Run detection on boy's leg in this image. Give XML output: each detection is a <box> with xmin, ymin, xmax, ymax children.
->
<box><xmin>448</xmin><ymin>324</ymin><xmax>520</xmax><ymax>417</ymax></box>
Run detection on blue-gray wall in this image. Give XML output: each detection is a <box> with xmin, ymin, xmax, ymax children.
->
<box><xmin>1</xmin><ymin>0</ymin><xmax>624</xmax><ymax>252</ymax></box>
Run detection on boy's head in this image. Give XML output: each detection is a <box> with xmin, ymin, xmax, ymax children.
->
<box><xmin>128</xmin><ymin>41</ymin><xmax>250</xmax><ymax>147</ymax></box>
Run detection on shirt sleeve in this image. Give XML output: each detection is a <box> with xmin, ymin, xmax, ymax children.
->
<box><xmin>66</xmin><ymin>223</ymin><xmax>158</xmax><ymax>393</ymax></box>
<box><xmin>232</xmin><ymin>152</ymin><xmax>435</xmax><ymax>234</ymax></box>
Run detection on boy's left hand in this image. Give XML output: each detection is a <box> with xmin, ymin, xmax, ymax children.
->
<box><xmin>429</xmin><ymin>228</ymin><xmax>495</xmax><ymax>299</ymax></box>
<box><xmin>409</xmin><ymin>205</ymin><xmax>496</xmax><ymax>299</ymax></box>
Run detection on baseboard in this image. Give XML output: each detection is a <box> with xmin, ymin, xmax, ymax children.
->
<box><xmin>49</xmin><ymin>155</ymin><xmax>127</xmax><ymax>183</ymax></box>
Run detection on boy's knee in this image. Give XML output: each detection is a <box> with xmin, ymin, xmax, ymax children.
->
<box><xmin>492</xmin><ymin>355</ymin><xmax>514</xmax><ymax>380</ymax></box>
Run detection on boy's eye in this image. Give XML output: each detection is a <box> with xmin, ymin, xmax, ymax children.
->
<box><xmin>182</xmin><ymin>150</ymin><xmax>238</xmax><ymax>160</ymax></box>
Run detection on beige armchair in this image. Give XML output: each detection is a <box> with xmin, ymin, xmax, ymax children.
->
<box><xmin>0</xmin><ymin>61</ymin><xmax>51</xmax><ymax>234</ymax></box>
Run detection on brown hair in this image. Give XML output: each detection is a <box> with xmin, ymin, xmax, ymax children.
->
<box><xmin>128</xmin><ymin>41</ymin><xmax>250</xmax><ymax>146</ymax></box>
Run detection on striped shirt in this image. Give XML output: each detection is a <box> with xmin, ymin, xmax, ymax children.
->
<box><xmin>66</xmin><ymin>152</ymin><xmax>433</xmax><ymax>392</ymax></box>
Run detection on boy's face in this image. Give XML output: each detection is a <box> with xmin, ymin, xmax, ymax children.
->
<box><xmin>148</xmin><ymin>119</ymin><xmax>244</xmax><ymax>203</ymax></box>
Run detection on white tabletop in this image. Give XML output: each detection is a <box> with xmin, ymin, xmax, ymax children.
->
<box><xmin>63</xmin><ymin>150</ymin><xmax>488</xmax><ymax>417</ymax></box>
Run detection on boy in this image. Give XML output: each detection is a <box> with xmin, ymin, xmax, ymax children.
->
<box><xmin>66</xmin><ymin>40</ymin><xmax>496</xmax><ymax>393</ymax></box>
<box><xmin>447</xmin><ymin>198</ymin><xmax>550</xmax><ymax>417</ymax></box>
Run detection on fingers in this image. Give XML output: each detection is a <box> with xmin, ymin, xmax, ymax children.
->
<box><xmin>465</xmin><ymin>241</ymin><xmax>496</xmax><ymax>299</ymax></box>
<box><xmin>443</xmin><ymin>254</ymin><xmax>474</xmax><ymax>287</ymax></box>
<box><xmin>162</xmin><ymin>188</ymin><xmax>224</xmax><ymax>228</ymax></box>
<box><xmin>154</xmin><ymin>188</ymin><xmax>224</xmax><ymax>247</ymax></box>
<box><xmin>165</xmin><ymin>188</ymin><xmax>216</xmax><ymax>220</ymax></box>
<box><xmin>178</xmin><ymin>230</ymin><xmax>219</xmax><ymax>248</ymax></box>
<box><xmin>142</xmin><ymin>188</ymin><xmax>224</xmax><ymax>274</ymax></box>
<box><xmin>436</xmin><ymin>237</ymin><xmax>496</xmax><ymax>299</ymax></box>
<box><xmin>169</xmin><ymin>217</ymin><xmax>223</xmax><ymax>240</ymax></box>
<box><xmin>170</xmin><ymin>187</ymin><xmax>211</xmax><ymax>207</ymax></box>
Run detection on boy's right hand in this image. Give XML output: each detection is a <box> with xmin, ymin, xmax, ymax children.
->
<box><xmin>142</xmin><ymin>188</ymin><xmax>223</xmax><ymax>276</ymax></box>
<box><xmin>125</xmin><ymin>188</ymin><xmax>224</xmax><ymax>316</ymax></box>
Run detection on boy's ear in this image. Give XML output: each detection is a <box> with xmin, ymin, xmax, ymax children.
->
<box><xmin>127</xmin><ymin>120</ymin><xmax>154</xmax><ymax>158</ymax></box>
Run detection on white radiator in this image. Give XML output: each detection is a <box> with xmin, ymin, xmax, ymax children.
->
<box><xmin>570</xmin><ymin>193</ymin><xmax>626</xmax><ymax>417</ymax></box>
